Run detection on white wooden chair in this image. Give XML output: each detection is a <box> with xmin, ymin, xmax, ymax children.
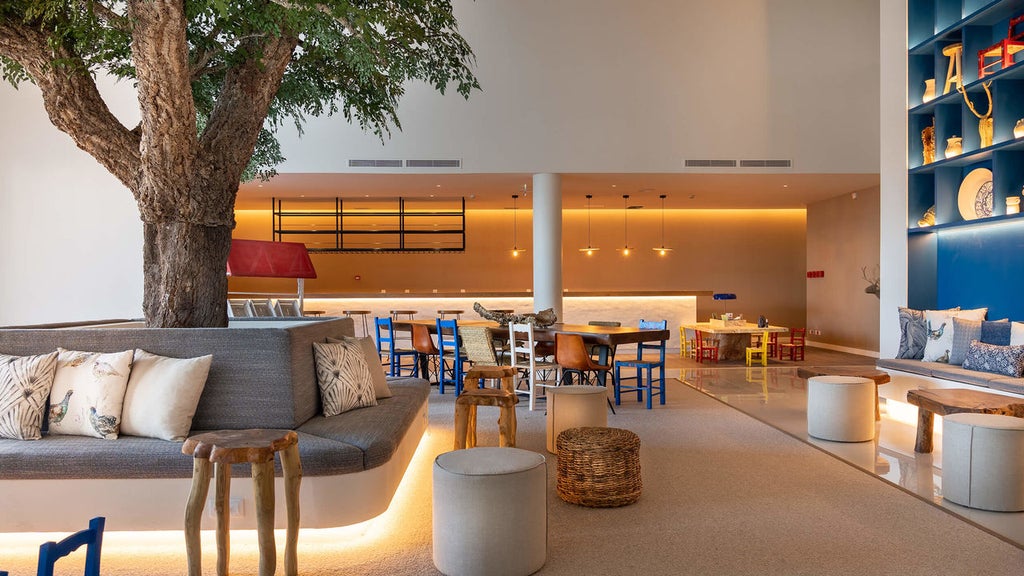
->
<box><xmin>509</xmin><ymin>322</ymin><xmax>559</xmax><ymax>411</ymax></box>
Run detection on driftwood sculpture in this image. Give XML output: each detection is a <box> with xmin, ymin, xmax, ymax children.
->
<box><xmin>473</xmin><ymin>302</ymin><xmax>557</xmax><ymax>327</ymax></box>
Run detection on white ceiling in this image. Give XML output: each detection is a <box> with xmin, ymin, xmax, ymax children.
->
<box><xmin>236</xmin><ymin>172</ymin><xmax>880</xmax><ymax>211</ymax></box>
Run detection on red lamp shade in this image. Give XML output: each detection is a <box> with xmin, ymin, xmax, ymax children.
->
<box><xmin>226</xmin><ymin>239</ymin><xmax>317</xmax><ymax>279</ymax></box>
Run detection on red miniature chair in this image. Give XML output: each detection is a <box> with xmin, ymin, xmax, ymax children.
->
<box><xmin>694</xmin><ymin>329</ymin><xmax>720</xmax><ymax>364</ymax></box>
<box><xmin>979</xmin><ymin>15</ymin><xmax>1024</xmax><ymax>78</ymax></box>
<box><xmin>778</xmin><ymin>328</ymin><xmax>807</xmax><ymax>361</ymax></box>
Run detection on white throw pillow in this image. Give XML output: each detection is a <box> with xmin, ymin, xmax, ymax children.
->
<box><xmin>313</xmin><ymin>341</ymin><xmax>378</xmax><ymax>416</ymax></box>
<box><xmin>327</xmin><ymin>336</ymin><xmax>392</xmax><ymax>399</ymax></box>
<box><xmin>1011</xmin><ymin>322</ymin><xmax>1024</xmax><ymax>346</ymax></box>
<box><xmin>922</xmin><ymin>308</ymin><xmax>989</xmax><ymax>363</ymax></box>
<box><xmin>0</xmin><ymin>351</ymin><xmax>58</xmax><ymax>440</ymax></box>
<box><xmin>120</xmin><ymin>350</ymin><xmax>213</xmax><ymax>441</ymax></box>
<box><xmin>49</xmin><ymin>348</ymin><xmax>134</xmax><ymax>439</ymax></box>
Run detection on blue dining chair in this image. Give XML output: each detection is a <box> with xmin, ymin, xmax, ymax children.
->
<box><xmin>613</xmin><ymin>319</ymin><xmax>668</xmax><ymax>409</ymax></box>
<box><xmin>436</xmin><ymin>318</ymin><xmax>467</xmax><ymax>395</ymax></box>
<box><xmin>37</xmin><ymin>516</ymin><xmax>105</xmax><ymax>576</ymax></box>
<box><xmin>374</xmin><ymin>316</ymin><xmax>418</xmax><ymax>377</ymax></box>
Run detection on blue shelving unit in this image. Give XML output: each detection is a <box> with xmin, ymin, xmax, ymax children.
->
<box><xmin>908</xmin><ymin>0</ymin><xmax>1024</xmax><ymax>320</ymax></box>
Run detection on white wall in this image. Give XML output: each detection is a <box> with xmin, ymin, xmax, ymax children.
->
<box><xmin>275</xmin><ymin>0</ymin><xmax>881</xmax><ymax>175</ymax></box>
<box><xmin>0</xmin><ymin>1</ymin><xmax>880</xmax><ymax>325</ymax></box>
<box><xmin>0</xmin><ymin>77</ymin><xmax>143</xmax><ymax>325</ymax></box>
<box><xmin>879</xmin><ymin>0</ymin><xmax>908</xmax><ymax>356</ymax></box>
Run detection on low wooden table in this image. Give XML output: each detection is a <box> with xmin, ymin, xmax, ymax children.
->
<box><xmin>906</xmin><ymin>388</ymin><xmax>1024</xmax><ymax>453</ymax></box>
<box><xmin>182</xmin><ymin>429</ymin><xmax>302</xmax><ymax>576</ymax></box>
<box><xmin>797</xmin><ymin>367</ymin><xmax>891</xmax><ymax>421</ymax></box>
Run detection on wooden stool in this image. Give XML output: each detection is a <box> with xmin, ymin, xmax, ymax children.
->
<box><xmin>437</xmin><ymin>309</ymin><xmax>464</xmax><ymax>319</ymax></box>
<box><xmin>342</xmin><ymin>310</ymin><xmax>372</xmax><ymax>337</ymax></box>
<box><xmin>463</xmin><ymin>365</ymin><xmax>516</xmax><ymax>394</ymax></box>
<box><xmin>182</xmin><ymin>429</ymin><xmax>302</xmax><ymax>576</ymax></box>
<box><xmin>942</xmin><ymin>42</ymin><xmax>963</xmax><ymax>94</ymax></box>
<box><xmin>390</xmin><ymin>309</ymin><xmax>417</xmax><ymax>320</ymax></box>
<box><xmin>454</xmin><ymin>372</ymin><xmax>518</xmax><ymax>449</ymax></box>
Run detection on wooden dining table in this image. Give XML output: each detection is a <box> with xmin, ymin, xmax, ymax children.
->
<box><xmin>392</xmin><ymin>319</ymin><xmax>671</xmax><ymax>383</ymax></box>
<box><xmin>680</xmin><ymin>321</ymin><xmax>788</xmax><ymax>361</ymax></box>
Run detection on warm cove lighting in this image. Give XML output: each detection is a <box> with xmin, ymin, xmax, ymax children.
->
<box><xmin>0</xmin><ymin>432</ymin><xmax>435</xmax><ymax>569</ymax></box>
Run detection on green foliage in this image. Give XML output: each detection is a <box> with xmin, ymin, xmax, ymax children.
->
<box><xmin>1</xmin><ymin>0</ymin><xmax>479</xmax><ymax>179</ymax></box>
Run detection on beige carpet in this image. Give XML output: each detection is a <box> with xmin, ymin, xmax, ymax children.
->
<box><xmin>5</xmin><ymin>380</ymin><xmax>1024</xmax><ymax>575</ymax></box>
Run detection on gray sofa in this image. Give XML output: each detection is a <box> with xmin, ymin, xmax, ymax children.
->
<box><xmin>877</xmin><ymin>358</ymin><xmax>1024</xmax><ymax>396</ymax></box>
<box><xmin>0</xmin><ymin>317</ymin><xmax>431</xmax><ymax>531</ymax></box>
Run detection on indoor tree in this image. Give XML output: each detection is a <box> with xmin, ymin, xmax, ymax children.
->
<box><xmin>0</xmin><ymin>0</ymin><xmax>478</xmax><ymax>327</ymax></box>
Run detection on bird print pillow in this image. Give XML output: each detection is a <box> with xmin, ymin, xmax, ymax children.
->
<box><xmin>0</xmin><ymin>351</ymin><xmax>59</xmax><ymax>440</ymax></box>
<box><xmin>48</xmin><ymin>348</ymin><xmax>134</xmax><ymax>439</ymax></box>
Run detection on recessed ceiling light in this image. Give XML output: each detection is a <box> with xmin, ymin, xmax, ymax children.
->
<box><xmin>436</xmin><ymin>184</ymin><xmax>442</xmax><ymax>188</ymax></box>
<box><xmin>783</xmin><ymin>184</ymin><xmax>789</xmax><ymax>188</ymax></box>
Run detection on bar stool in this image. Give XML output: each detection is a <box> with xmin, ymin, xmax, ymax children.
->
<box><xmin>491</xmin><ymin>309</ymin><xmax>515</xmax><ymax>314</ymax></box>
<box><xmin>438</xmin><ymin>309</ymin><xmax>464</xmax><ymax>319</ymax></box>
<box><xmin>390</xmin><ymin>309</ymin><xmax>418</xmax><ymax>320</ymax></box>
<box><xmin>182</xmin><ymin>429</ymin><xmax>302</xmax><ymax>576</ymax></box>
<box><xmin>342</xmin><ymin>310</ymin><xmax>372</xmax><ymax>337</ymax></box>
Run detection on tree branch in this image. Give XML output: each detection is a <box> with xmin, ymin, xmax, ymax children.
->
<box><xmin>79</xmin><ymin>0</ymin><xmax>130</xmax><ymax>32</ymax></box>
<box><xmin>196</xmin><ymin>31</ymin><xmax>299</xmax><ymax>221</ymax></box>
<box><xmin>0</xmin><ymin>16</ymin><xmax>141</xmax><ymax>191</ymax></box>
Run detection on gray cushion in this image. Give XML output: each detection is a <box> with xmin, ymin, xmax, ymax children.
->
<box><xmin>949</xmin><ymin>318</ymin><xmax>982</xmax><ymax>366</ymax></box>
<box><xmin>0</xmin><ymin>431</ymin><xmax>365</xmax><ymax>479</ymax></box>
<box><xmin>930</xmin><ymin>362</ymin><xmax>1010</xmax><ymax>387</ymax></box>
<box><xmin>981</xmin><ymin>321</ymin><xmax>1011</xmax><ymax>346</ymax></box>
<box><xmin>298</xmin><ymin>378</ymin><xmax>429</xmax><ymax>469</ymax></box>
<box><xmin>876</xmin><ymin>358</ymin><xmax>937</xmax><ymax>376</ymax></box>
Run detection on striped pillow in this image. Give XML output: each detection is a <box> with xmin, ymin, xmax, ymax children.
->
<box><xmin>313</xmin><ymin>341</ymin><xmax>378</xmax><ymax>416</ymax></box>
<box><xmin>0</xmin><ymin>351</ymin><xmax>59</xmax><ymax>440</ymax></box>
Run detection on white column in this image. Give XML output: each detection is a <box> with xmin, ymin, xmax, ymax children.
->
<box><xmin>532</xmin><ymin>173</ymin><xmax>563</xmax><ymax>320</ymax></box>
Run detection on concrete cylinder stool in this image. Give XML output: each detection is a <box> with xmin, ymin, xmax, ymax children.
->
<box><xmin>433</xmin><ymin>448</ymin><xmax>547</xmax><ymax>576</ymax></box>
<box><xmin>943</xmin><ymin>413</ymin><xmax>1024</xmax><ymax>511</ymax></box>
<box><xmin>546</xmin><ymin>385</ymin><xmax>608</xmax><ymax>453</ymax></box>
<box><xmin>807</xmin><ymin>376</ymin><xmax>876</xmax><ymax>442</ymax></box>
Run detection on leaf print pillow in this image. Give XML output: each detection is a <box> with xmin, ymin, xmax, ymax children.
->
<box><xmin>49</xmin><ymin>348</ymin><xmax>133</xmax><ymax>439</ymax></box>
<box><xmin>0</xmin><ymin>351</ymin><xmax>59</xmax><ymax>440</ymax></box>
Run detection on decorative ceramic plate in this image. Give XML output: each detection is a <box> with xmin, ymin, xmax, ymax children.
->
<box><xmin>958</xmin><ymin>168</ymin><xmax>993</xmax><ymax>220</ymax></box>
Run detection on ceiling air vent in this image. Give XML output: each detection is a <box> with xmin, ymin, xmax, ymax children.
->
<box><xmin>739</xmin><ymin>159</ymin><xmax>792</xmax><ymax>168</ymax></box>
<box><xmin>684</xmin><ymin>159</ymin><xmax>737</xmax><ymax>168</ymax></box>
<box><xmin>349</xmin><ymin>159</ymin><xmax>403</xmax><ymax>168</ymax></box>
<box><xmin>405</xmin><ymin>159</ymin><xmax>462</xmax><ymax>168</ymax></box>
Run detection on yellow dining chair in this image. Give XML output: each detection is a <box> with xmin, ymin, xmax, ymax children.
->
<box><xmin>679</xmin><ymin>326</ymin><xmax>697</xmax><ymax>358</ymax></box>
<box><xmin>746</xmin><ymin>330</ymin><xmax>770</xmax><ymax>367</ymax></box>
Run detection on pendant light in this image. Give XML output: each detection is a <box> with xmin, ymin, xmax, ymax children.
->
<box><xmin>619</xmin><ymin>194</ymin><xmax>632</xmax><ymax>255</ymax></box>
<box><xmin>578</xmin><ymin>194</ymin><xmax>600</xmax><ymax>255</ymax></box>
<box><xmin>511</xmin><ymin>191</ymin><xmax>525</xmax><ymax>257</ymax></box>
<box><xmin>652</xmin><ymin>194</ymin><xmax>673</xmax><ymax>256</ymax></box>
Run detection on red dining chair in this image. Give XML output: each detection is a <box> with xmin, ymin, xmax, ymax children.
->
<box><xmin>778</xmin><ymin>328</ymin><xmax>806</xmax><ymax>361</ymax></box>
<box><xmin>694</xmin><ymin>329</ymin><xmax>720</xmax><ymax>363</ymax></box>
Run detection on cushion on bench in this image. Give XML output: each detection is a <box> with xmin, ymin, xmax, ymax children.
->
<box><xmin>298</xmin><ymin>378</ymin><xmax>429</xmax><ymax>469</ymax></box>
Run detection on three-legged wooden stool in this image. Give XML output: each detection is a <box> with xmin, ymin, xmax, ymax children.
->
<box><xmin>455</xmin><ymin>367</ymin><xmax>518</xmax><ymax>449</ymax></box>
<box><xmin>182</xmin><ymin>429</ymin><xmax>302</xmax><ymax>576</ymax></box>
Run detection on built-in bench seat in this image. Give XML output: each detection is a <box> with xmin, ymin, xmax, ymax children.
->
<box><xmin>0</xmin><ymin>318</ymin><xmax>430</xmax><ymax>532</ymax></box>
<box><xmin>877</xmin><ymin>358</ymin><xmax>1024</xmax><ymax>397</ymax></box>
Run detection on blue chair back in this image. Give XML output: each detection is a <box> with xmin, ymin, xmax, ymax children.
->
<box><xmin>37</xmin><ymin>516</ymin><xmax>105</xmax><ymax>576</ymax></box>
<box><xmin>637</xmin><ymin>319</ymin><xmax>668</xmax><ymax>363</ymax></box>
<box><xmin>436</xmin><ymin>318</ymin><xmax>465</xmax><ymax>394</ymax></box>
<box><xmin>374</xmin><ymin>316</ymin><xmax>395</xmax><ymax>357</ymax></box>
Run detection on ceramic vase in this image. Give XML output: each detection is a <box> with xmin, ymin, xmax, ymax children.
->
<box><xmin>945</xmin><ymin>136</ymin><xmax>963</xmax><ymax>158</ymax></box>
<box><xmin>923</xmin><ymin>79</ymin><xmax>936</xmax><ymax>103</ymax></box>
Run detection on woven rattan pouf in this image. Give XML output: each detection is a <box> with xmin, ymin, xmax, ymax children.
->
<box><xmin>556</xmin><ymin>426</ymin><xmax>641</xmax><ymax>507</ymax></box>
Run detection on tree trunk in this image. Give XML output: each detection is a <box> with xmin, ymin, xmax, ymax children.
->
<box><xmin>143</xmin><ymin>220</ymin><xmax>232</xmax><ymax>328</ymax></box>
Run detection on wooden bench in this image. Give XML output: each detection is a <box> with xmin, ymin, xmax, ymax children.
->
<box><xmin>796</xmin><ymin>367</ymin><xmax>891</xmax><ymax>421</ymax></box>
<box><xmin>906</xmin><ymin>388</ymin><xmax>1024</xmax><ymax>453</ymax></box>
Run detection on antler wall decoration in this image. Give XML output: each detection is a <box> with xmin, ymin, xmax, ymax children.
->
<box><xmin>862</xmin><ymin>265</ymin><xmax>880</xmax><ymax>299</ymax></box>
